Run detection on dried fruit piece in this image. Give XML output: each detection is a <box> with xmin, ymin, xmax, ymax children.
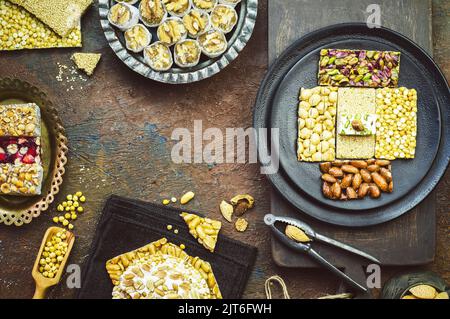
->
<box><xmin>219</xmin><ymin>200</ymin><xmax>233</xmax><ymax>222</ymax></box>
<box><xmin>230</xmin><ymin>194</ymin><xmax>254</xmax><ymax>216</ymax></box>
<box><xmin>409</xmin><ymin>285</ymin><xmax>437</xmax><ymax>299</ymax></box>
<box><xmin>285</xmin><ymin>225</ymin><xmax>311</xmax><ymax>243</ymax></box>
<box><xmin>235</xmin><ymin>218</ymin><xmax>248</xmax><ymax>232</ymax></box>
<box><xmin>180</xmin><ymin>213</ymin><xmax>221</xmax><ymax>252</ymax></box>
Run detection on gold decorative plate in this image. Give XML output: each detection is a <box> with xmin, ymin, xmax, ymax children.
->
<box><xmin>0</xmin><ymin>78</ymin><xmax>68</xmax><ymax>226</ymax></box>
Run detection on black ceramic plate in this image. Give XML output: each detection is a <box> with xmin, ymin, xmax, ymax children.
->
<box><xmin>254</xmin><ymin>23</ymin><xmax>450</xmax><ymax>227</ymax></box>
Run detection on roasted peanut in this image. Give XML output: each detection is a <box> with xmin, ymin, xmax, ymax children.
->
<box><xmin>323</xmin><ymin>182</ymin><xmax>333</xmax><ymax>199</ymax></box>
<box><xmin>388</xmin><ymin>181</ymin><xmax>394</xmax><ymax>193</ymax></box>
<box><xmin>367</xmin><ymin>159</ymin><xmax>376</xmax><ymax>165</ymax></box>
<box><xmin>331</xmin><ymin>160</ymin><xmax>346</xmax><ymax>167</ymax></box>
<box><xmin>320</xmin><ymin>162</ymin><xmax>332</xmax><ymax>173</ymax></box>
<box><xmin>350</xmin><ymin>161</ymin><xmax>368</xmax><ymax>169</ymax></box>
<box><xmin>346</xmin><ymin>187</ymin><xmax>358</xmax><ymax>200</ymax></box>
<box><xmin>340</xmin><ymin>174</ymin><xmax>353</xmax><ymax>188</ymax></box>
<box><xmin>371</xmin><ymin>172</ymin><xmax>388</xmax><ymax>192</ymax></box>
<box><xmin>352</xmin><ymin>173</ymin><xmax>362</xmax><ymax>189</ymax></box>
<box><xmin>380</xmin><ymin>168</ymin><xmax>392</xmax><ymax>183</ymax></box>
<box><xmin>360</xmin><ymin>169</ymin><xmax>372</xmax><ymax>183</ymax></box>
<box><xmin>358</xmin><ymin>183</ymin><xmax>370</xmax><ymax>198</ymax></box>
<box><xmin>329</xmin><ymin>167</ymin><xmax>344</xmax><ymax>178</ymax></box>
<box><xmin>321</xmin><ymin>174</ymin><xmax>337</xmax><ymax>183</ymax></box>
<box><xmin>341</xmin><ymin>164</ymin><xmax>360</xmax><ymax>174</ymax></box>
<box><xmin>367</xmin><ymin>164</ymin><xmax>380</xmax><ymax>172</ymax></box>
<box><xmin>375</xmin><ymin>160</ymin><xmax>391</xmax><ymax>167</ymax></box>
<box><xmin>369</xmin><ymin>184</ymin><xmax>381</xmax><ymax>198</ymax></box>
<box><xmin>331</xmin><ymin>182</ymin><xmax>342</xmax><ymax>199</ymax></box>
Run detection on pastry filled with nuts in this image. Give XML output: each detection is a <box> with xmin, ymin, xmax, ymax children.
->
<box><xmin>320</xmin><ymin>159</ymin><xmax>393</xmax><ymax>200</ymax></box>
<box><xmin>144</xmin><ymin>41</ymin><xmax>174</xmax><ymax>71</ymax></box>
<box><xmin>174</xmin><ymin>39</ymin><xmax>201</xmax><ymax>67</ymax></box>
<box><xmin>157</xmin><ymin>17</ymin><xmax>187</xmax><ymax>45</ymax></box>
<box><xmin>210</xmin><ymin>4</ymin><xmax>238</xmax><ymax>34</ymax></box>
<box><xmin>125</xmin><ymin>24</ymin><xmax>152</xmax><ymax>52</ymax></box>
<box><xmin>162</xmin><ymin>0</ymin><xmax>191</xmax><ymax>16</ymax></box>
<box><xmin>106</xmin><ymin>238</ymin><xmax>222</xmax><ymax>299</ymax></box>
<box><xmin>108</xmin><ymin>2</ymin><xmax>140</xmax><ymax>31</ymax></box>
<box><xmin>183</xmin><ymin>9</ymin><xmax>210</xmax><ymax>37</ymax></box>
<box><xmin>192</xmin><ymin>0</ymin><xmax>217</xmax><ymax>12</ymax></box>
<box><xmin>139</xmin><ymin>0</ymin><xmax>167</xmax><ymax>27</ymax></box>
<box><xmin>198</xmin><ymin>29</ymin><xmax>228</xmax><ymax>57</ymax></box>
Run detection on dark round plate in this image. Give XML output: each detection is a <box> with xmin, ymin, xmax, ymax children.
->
<box><xmin>254</xmin><ymin>23</ymin><xmax>450</xmax><ymax>227</ymax></box>
<box><xmin>98</xmin><ymin>0</ymin><xmax>258</xmax><ymax>84</ymax></box>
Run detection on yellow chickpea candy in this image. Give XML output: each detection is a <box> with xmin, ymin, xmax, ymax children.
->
<box><xmin>77</xmin><ymin>206</ymin><xmax>84</xmax><ymax>213</ymax></box>
<box><xmin>75</xmin><ymin>191</ymin><xmax>83</xmax><ymax>197</ymax></box>
<box><xmin>79</xmin><ymin>195</ymin><xmax>86</xmax><ymax>203</ymax></box>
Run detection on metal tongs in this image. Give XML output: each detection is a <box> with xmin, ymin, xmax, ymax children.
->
<box><xmin>264</xmin><ymin>214</ymin><xmax>380</xmax><ymax>292</ymax></box>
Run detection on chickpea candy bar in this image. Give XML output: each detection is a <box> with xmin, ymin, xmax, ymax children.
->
<box><xmin>0</xmin><ymin>163</ymin><xmax>43</xmax><ymax>196</ymax></box>
<box><xmin>0</xmin><ymin>103</ymin><xmax>41</xmax><ymax>137</ymax></box>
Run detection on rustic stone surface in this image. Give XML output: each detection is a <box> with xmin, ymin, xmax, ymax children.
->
<box><xmin>0</xmin><ymin>0</ymin><xmax>448</xmax><ymax>299</ymax></box>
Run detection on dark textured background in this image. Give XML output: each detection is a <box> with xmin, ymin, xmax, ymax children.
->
<box><xmin>0</xmin><ymin>0</ymin><xmax>448</xmax><ymax>298</ymax></box>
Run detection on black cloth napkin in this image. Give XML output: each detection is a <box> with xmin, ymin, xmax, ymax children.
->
<box><xmin>77</xmin><ymin>195</ymin><xmax>257</xmax><ymax>299</ymax></box>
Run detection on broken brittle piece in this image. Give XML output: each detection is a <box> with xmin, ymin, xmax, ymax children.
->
<box><xmin>180</xmin><ymin>212</ymin><xmax>221</xmax><ymax>252</ymax></box>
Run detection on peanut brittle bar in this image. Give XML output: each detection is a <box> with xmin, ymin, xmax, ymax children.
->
<box><xmin>0</xmin><ymin>103</ymin><xmax>41</xmax><ymax>137</ymax></box>
<box><xmin>106</xmin><ymin>238</ymin><xmax>222</xmax><ymax>299</ymax></box>
<box><xmin>0</xmin><ymin>163</ymin><xmax>43</xmax><ymax>195</ymax></box>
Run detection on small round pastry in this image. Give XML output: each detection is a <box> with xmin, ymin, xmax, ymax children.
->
<box><xmin>162</xmin><ymin>0</ymin><xmax>191</xmax><ymax>17</ymax></box>
<box><xmin>144</xmin><ymin>41</ymin><xmax>174</xmax><ymax>71</ymax></box>
<box><xmin>115</xmin><ymin>0</ymin><xmax>139</xmax><ymax>5</ymax></box>
<box><xmin>219</xmin><ymin>0</ymin><xmax>241</xmax><ymax>7</ymax></box>
<box><xmin>124</xmin><ymin>24</ymin><xmax>152</xmax><ymax>53</ymax></box>
<box><xmin>174</xmin><ymin>39</ymin><xmax>201</xmax><ymax>68</ymax></box>
<box><xmin>210</xmin><ymin>4</ymin><xmax>237</xmax><ymax>34</ymax></box>
<box><xmin>192</xmin><ymin>0</ymin><xmax>217</xmax><ymax>12</ymax></box>
<box><xmin>139</xmin><ymin>0</ymin><xmax>167</xmax><ymax>27</ymax></box>
<box><xmin>198</xmin><ymin>29</ymin><xmax>227</xmax><ymax>58</ymax></box>
<box><xmin>108</xmin><ymin>2</ymin><xmax>139</xmax><ymax>31</ymax></box>
<box><xmin>157</xmin><ymin>17</ymin><xmax>187</xmax><ymax>46</ymax></box>
<box><xmin>182</xmin><ymin>9</ymin><xmax>210</xmax><ymax>38</ymax></box>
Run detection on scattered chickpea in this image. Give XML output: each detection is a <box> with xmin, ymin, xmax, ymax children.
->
<box><xmin>167</xmin><ymin>225</ymin><xmax>173</xmax><ymax>230</ymax></box>
<box><xmin>77</xmin><ymin>207</ymin><xmax>84</xmax><ymax>213</ymax></box>
<box><xmin>180</xmin><ymin>244</ymin><xmax>185</xmax><ymax>250</ymax></box>
<box><xmin>174</xmin><ymin>229</ymin><xmax>179</xmax><ymax>234</ymax></box>
<box><xmin>52</xmin><ymin>191</ymin><xmax>85</xmax><ymax>229</ymax></box>
<box><xmin>162</xmin><ymin>199</ymin><xmax>170</xmax><ymax>205</ymax></box>
<box><xmin>79</xmin><ymin>196</ymin><xmax>86</xmax><ymax>203</ymax></box>
<box><xmin>171</xmin><ymin>197</ymin><xmax>177</xmax><ymax>203</ymax></box>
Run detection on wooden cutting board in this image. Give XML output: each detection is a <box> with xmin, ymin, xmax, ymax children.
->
<box><xmin>268</xmin><ymin>0</ymin><xmax>435</xmax><ymax>271</ymax></box>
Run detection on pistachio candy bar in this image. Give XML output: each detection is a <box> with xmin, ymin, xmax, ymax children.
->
<box><xmin>0</xmin><ymin>103</ymin><xmax>41</xmax><ymax>137</ymax></box>
<box><xmin>318</xmin><ymin>49</ymin><xmax>400</xmax><ymax>88</ymax></box>
<box><xmin>0</xmin><ymin>163</ymin><xmax>43</xmax><ymax>196</ymax></box>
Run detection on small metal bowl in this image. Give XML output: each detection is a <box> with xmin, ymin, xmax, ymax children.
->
<box><xmin>99</xmin><ymin>0</ymin><xmax>258</xmax><ymax>84</ymax></box>
<box><xmin>0</xmin><ymin>78</ymin><xmax>68</xmax><ymax>226</ymax></box>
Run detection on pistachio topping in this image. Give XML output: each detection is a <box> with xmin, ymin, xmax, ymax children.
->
<box><xmin>183</xmin><ymin>9</ymin><xmax>209</xmax><ymax>37</ymax></box>
<box><xmin>210</xmin><ymin>4</ymin><xmax>237</xmax><ymax>33</ymax></box>
<box><xmin>140</xmin><ymin>0</ymin><xmax>166</xmax><ymax>26</ymax></box>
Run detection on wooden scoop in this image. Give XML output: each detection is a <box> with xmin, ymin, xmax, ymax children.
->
<box><xmin>31</xmin><ymin>227</ymin><xmax>75</xmax><ymax>299</ymax></box>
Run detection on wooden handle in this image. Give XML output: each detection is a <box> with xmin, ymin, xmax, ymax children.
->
<box><xmin>33</xmin><ymin>284</ymin><xmax>47</xmax><ymax>299</ymax></box>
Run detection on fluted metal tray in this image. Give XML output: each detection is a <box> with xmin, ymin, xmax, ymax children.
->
<box><xmin>98</xmin><ymin>0</ymin><xmax>258</xmax><ymax>84</ymax></box>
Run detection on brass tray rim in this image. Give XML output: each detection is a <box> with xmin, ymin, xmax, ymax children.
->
<box><xmin>0</xmin><ymin>78</ymin><xmax>68</xmax><ymax>226</ymax></box>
